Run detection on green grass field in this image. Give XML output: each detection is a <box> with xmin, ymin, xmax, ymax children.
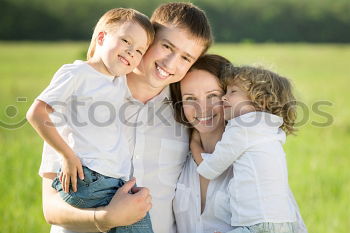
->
<box><xmin>0</xmin><ymin>42</ymin><xmax>349</xmax><ymax>232</ymax></box>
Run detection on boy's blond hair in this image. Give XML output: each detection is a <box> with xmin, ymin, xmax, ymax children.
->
<box><xmin>87</xmin><ymin>8</ymin><xmax>155</xmax><ymax>60</ymax></box>
<box><xmin>223</xmin><ymin>66</ymin><xmax>297</xmax><ymax>134</ymax></box>
<box><xmin>151</xmin><ymin>2</ymin><xmax>213</xmax><ymax>55</ymax></box>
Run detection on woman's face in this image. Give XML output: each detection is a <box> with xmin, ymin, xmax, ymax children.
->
<box><xmin>181</xmin><ymin>69</ymin><xmax>225</xmax><ymax>134</ymax></box>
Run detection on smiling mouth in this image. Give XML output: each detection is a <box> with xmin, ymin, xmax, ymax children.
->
<box><xmin>195</xmin><ymin>114</ymin><xmax>217</xmax><ymax>123</ymax></box>
<box><xmin>155</xmin><ymin>63</ymin><xmax>173</xmax><ymax>79</ymax></box>
<box><xmin>118</xmin><ymin>55</ymin><xmax>130</xmax><ymax>66</ymax></box>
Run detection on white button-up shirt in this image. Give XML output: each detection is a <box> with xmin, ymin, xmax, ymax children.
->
<box><xmin>197</xmin><ymin>112</ymin><xmax>302</xmax><ymax>226</ymax></box>
<box><xmin>121</xmin><ymin>83</ymin><xmax>189</xmax><ymax>233</ymax></box>
<box><xmin>174</xmin><ymin>153</ymin><xmax>236</xmax><ymax>233</ymax></box>
<box><xmin>40</xmin><ymin>73</ymin><xmax>189</xmax><ymax>233</ymax></box>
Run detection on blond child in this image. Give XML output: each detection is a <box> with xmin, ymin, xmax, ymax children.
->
<box><xmin>191</xmin><ymin>66</ymin><xmax>307</xmax><ymax>233</ymax></box>
<box><xmin>27</xmin><ymin>8</ymin><xmax>155</xmax><ymax>233</ymax></box>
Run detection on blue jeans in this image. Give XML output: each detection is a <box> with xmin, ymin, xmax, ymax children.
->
<box><xmin>52</xmin><ymin>166</ymin><xmax>154</xmax><ymax>233</ymax></box>
<box><xmin>230</xmin><ymin>222</ymin><xmax>298</xmax><ymax>233</ymax></box>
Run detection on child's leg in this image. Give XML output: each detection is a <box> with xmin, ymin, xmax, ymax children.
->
<box><xmin>108</xmin><ymin>212</ymin><xmax>154</xmax><ymax>233</ymax></box>
<box><xmin>52</xmin><ymin>166</ymin><xmax>154</xmax><ymax>233</ymax></box>
<box><xmin>52</xmin><ymin>166</ymin><xmax>124</xmax><ymax>208</ymax></box>
<box><xmin>229</xmin><ymin>222</ymin><xmax>298</xmax><ymax>233</ymax></box>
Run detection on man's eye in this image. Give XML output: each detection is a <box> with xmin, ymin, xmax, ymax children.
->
<box><xmin>182</xmin><ymin>56</ymin><xmax>191</xmax><ymax>63</ymax></box>
<box><xmin>163</xmin><ymin>44</ymin><xmax>171</xmax><ymax>49</ymax></box>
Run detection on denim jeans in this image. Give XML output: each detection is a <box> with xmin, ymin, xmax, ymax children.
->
<box><xmin>52</xmin><ymin>166</ymin><xmax>154</xmax><ymax>233</ymax></box>
<box><xmin>230</xmin><ymin>222</ymin><xmax>298</xmax><ymax>233</ymax></box>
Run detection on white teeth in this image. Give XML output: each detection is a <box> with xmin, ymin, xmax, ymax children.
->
<box><xmin>156</xmin><ymin>65</ymin><xmax>170</xmax><ymax>77</ymax></box>
<box><xmin>197</xmin><ymin>116</ymin><xmax>213</xmax><ymax>121</ymax></box>
<box><xmin>119</xmin><ymin>56</ymin><xmax>129</xmax><ymax>65</ymax></box>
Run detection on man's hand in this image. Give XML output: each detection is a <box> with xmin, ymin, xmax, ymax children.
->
<box><xmin>60</xmin><ymin>154</ymin><xmax>84</xmax><ymax>193</ymax></box>
<box><xmin>94</xmin><ymin>178</ymin><xmax>152</xmax><ymax>230</ymax></box>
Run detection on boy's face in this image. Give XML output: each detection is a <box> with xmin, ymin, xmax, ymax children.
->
<box><xmin>135</xmin><ymin>25</ymin><xmax>205</xmax><ymax>90</ymax></box>
<box><xmin>222</xmin><ymin>84</ymin><xmax>254</xmax><ymax>120</ymax></box>
<box><xmin>98</xmin><ymin>21</ymin><xmax>149</xmax><ymax>76</ymax></box>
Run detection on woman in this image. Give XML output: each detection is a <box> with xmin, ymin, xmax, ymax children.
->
<box><xmin>171</xmin><ymin>54</ymin><xmax>237</xmax><ymax>233</ymax></box>
<box><xmin>171</xmin><ymin>55</ymin><xmax>307</xmax><ymax>233</ymax></box>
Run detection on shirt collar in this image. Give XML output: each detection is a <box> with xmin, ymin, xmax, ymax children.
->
<box><xmin>124</xmin><ymin>83</ymin><xmax>172</xmax><ymax>105</ymax></box>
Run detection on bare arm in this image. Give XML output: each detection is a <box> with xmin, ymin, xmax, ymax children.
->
<box><xmin>26</xmin><ymin>100</ymin><xmax>74</xmax><ymax>159</ymax></box>
<box><xmin>27</xmin><ymin>100</ymin><xmax>84</xmax><ymax>192</ymax></box>
<box><xmin>190</xmin><ymin>129</ymin><xmax>204</xmax><ymax>165</ymax></box>
<box><xmin>42</xmin><ymin>174</ymin><xmax>152</xmax><ymax>232</ymax></box>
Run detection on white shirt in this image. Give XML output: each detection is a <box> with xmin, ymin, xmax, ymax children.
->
<box><xmin>197</xmin><ymin>112</ymin><xmax>299</xmax><ymax>226</ymax></box>
<box><xmin>174</xmin><ymin>153</ymin><xmax>236</xmax><ymax>233</ymax></box>
<box><xmin>38</xmin><ymin>60</ymin><xmax>131</xmax><ymax>180</ymax></box>
<box><xmin>40</xmin><ymin>74</ymin><xmax>189</xmax><ymax>233</ymax></box>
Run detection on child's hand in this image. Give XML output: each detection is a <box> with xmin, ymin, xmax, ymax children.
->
<box><xmin>60</xmin><ymin>154</ymin><xmax>84</xmax><ymax>193</ymax></box>
<box><xmin>191</xmin><ymin>129</ymin><xmax>201</xmax><ymax>146</ymax></box>
<box><xmin>190</xmin><ymin>129</ymin><xmax>204</xmax><ymax>165</ymax></box>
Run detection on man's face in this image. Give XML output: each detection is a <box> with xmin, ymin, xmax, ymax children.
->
<box><xmin>135</xmin><ymin>25</ymin><xmax>205</xmax><ymax>90</ymax></box>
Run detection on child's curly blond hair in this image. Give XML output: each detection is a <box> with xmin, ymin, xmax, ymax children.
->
<box><xmin>223</xmin><ymin>66</ymin><xmax>297</xmax><ymax>135</ymax></box>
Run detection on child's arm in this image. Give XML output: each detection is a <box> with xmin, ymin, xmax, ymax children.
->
<box><xmin>197</xmin><ymin>123</ymin><xmax>248</xmax><ymax>180</ymax></box>
<box><xmin>190</xmin><ymin>129</ymin><xmax>204</xmax><ymax>165</ymax></box>
<box><xmin>27</xmin><ymin>100</ymin><xmax>84</xmax><ymax>192</ymax></box>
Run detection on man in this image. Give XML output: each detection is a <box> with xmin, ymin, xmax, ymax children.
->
<box><xmin>40</xmin><ymin>3</ymin><xmax>212</xmax><ymax>233</ymax></box>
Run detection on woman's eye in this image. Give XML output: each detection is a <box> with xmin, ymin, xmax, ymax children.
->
<box><xmin>208</xmin><ymin>94</ymin><xmax>218</xmax><ymax>98</ymax></box>
<box><xmin>183</xmin><ymin>97</ymin><xmax>196</xmax><ymax>102</ymax></box>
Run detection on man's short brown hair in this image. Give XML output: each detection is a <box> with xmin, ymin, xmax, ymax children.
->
<box><xmin>151</xmin><ymin>2</ymin><xmax>213</xmax><ymax>55</ymax></box>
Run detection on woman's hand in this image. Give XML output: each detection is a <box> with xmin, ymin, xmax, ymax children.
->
<box><xmin>190</xmin><ymin>129</ymin><xmax>204</xmax><ymax>165</ymax></box>
<box><xmin>94</xmin><ymin>177</ymin><xmax>152</xmax><ymax>230</ymax></box>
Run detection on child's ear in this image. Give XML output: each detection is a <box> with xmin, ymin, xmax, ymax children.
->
<box><xmin>97</xmin><ymin>31</ymin><xmax>106</xmax><ymax>45</ymax></box>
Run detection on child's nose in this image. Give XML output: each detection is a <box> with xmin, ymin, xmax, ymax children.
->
<box><xmin>126</xmin><ymin>49</ymin><xmax>134</xmax><ymax>58</ymax></box>
<box><xmin>221</xmin><ymin>95</ymin><xmax>227</xmax><ymax>101</ymax></box>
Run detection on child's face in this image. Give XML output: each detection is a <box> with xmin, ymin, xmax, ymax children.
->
<box><xmin>98</xmin><ymin>21</ymin><xmax>149</xmax><ymax>76</ymax></box>
<box><xmin>134</xmin><ymin>25</ymin><xmax>205</xmax><ymax>90</ymax></box>
<box><xmin>222</xmin><ymin>83</ymin><xmax>254</xmax><ymax>120</ymax></box>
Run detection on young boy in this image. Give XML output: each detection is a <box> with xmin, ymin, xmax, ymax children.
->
<box><xmin>27</xmin><ymin>8</ymin><xmax>155</xmax><ymax>233</ymax></box>
<box><xmin>191</xmin><ymin>66</ymin><xmax>307</xmax><ymax>233</ymax></box>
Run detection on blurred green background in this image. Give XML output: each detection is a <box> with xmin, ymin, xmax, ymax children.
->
<box><xmin>1</xmin><ymin>0</ymin><xmax>349</xmax><ymax>232</ymax></box>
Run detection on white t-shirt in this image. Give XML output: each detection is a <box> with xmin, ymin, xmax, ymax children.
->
<box><xmin>174</xmin><ymin>153</ymin><xmax>236</xmax><ymax>233</ymax></box>
<box><xmin>37</xmin><ymin>60</ymin><xmax>131</xmax><ymax>180</ymax></box>
<box><xmin>40</xmin><ymin>72</ymin><xmax>190</xmax><ymax>233</ymax></box>
<box><xmin>197</xmin><ymin>112</ymin><xmax>304</xmax><ymax>227</ymax></box>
